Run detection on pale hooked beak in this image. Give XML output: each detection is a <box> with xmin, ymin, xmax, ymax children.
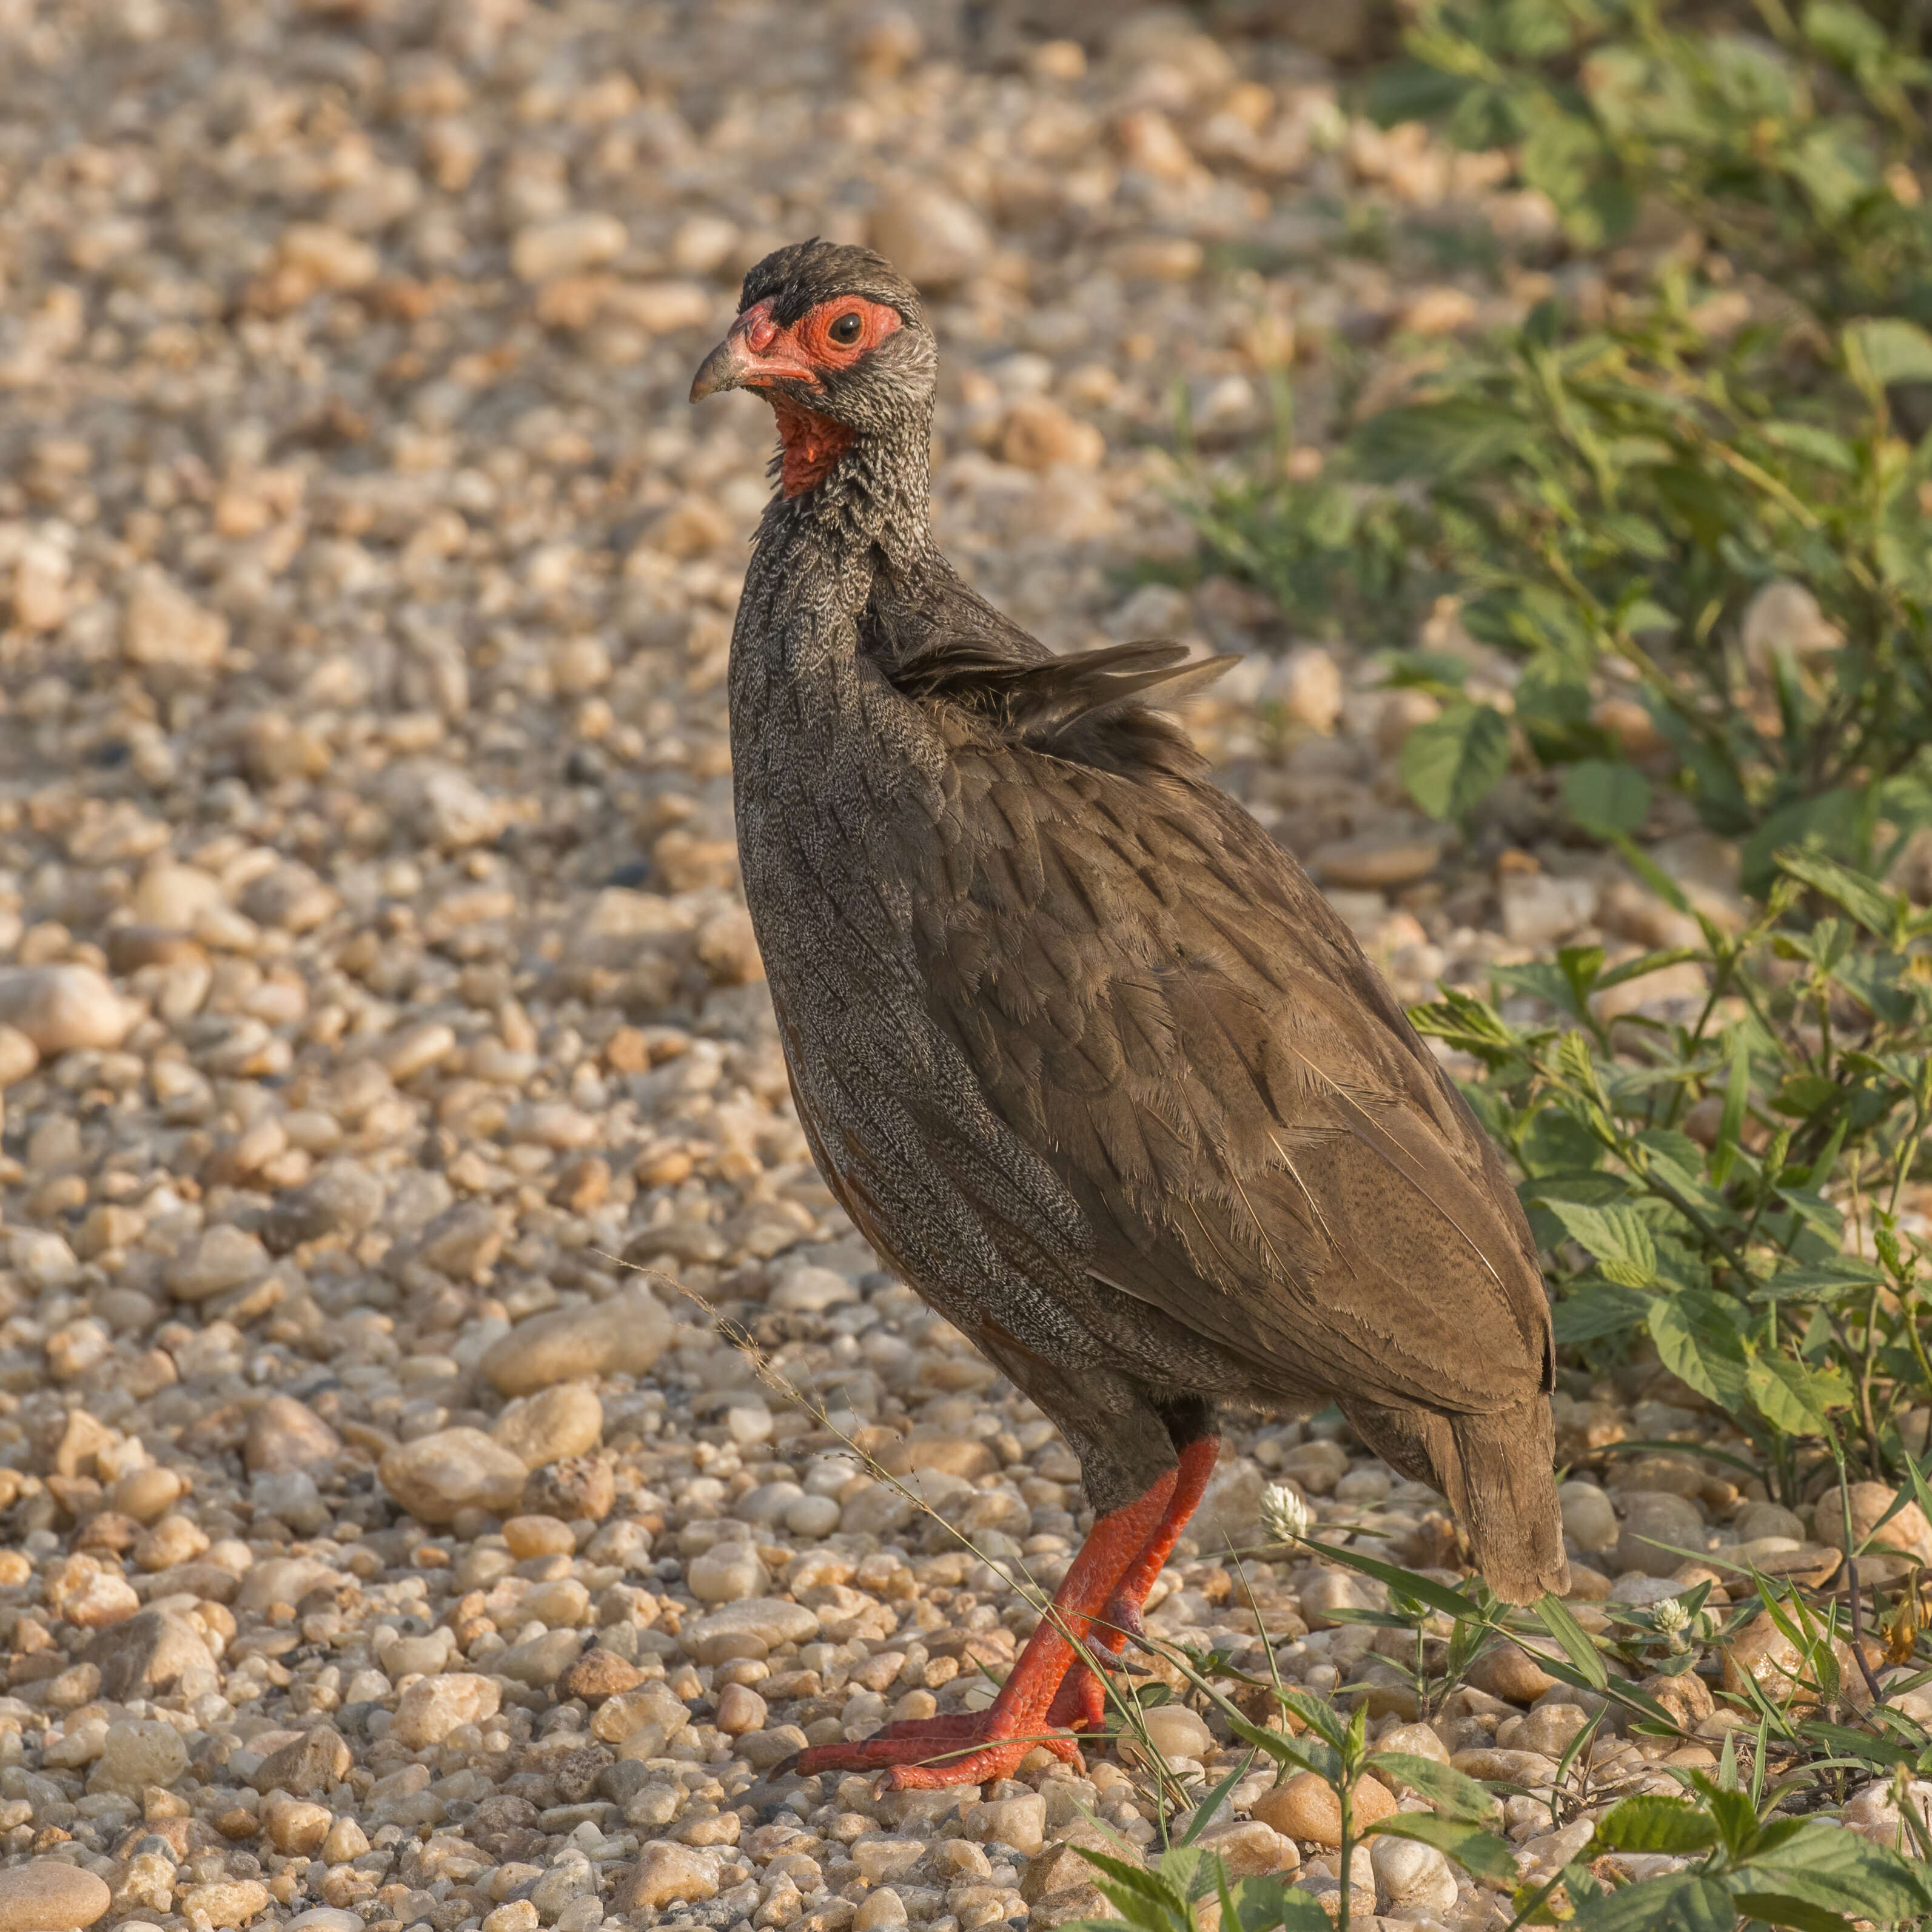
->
<box><xmin>689</xmin><ymin>302</ymin><xmax>818</xmax><ymax>403</ymax></box>
<box><xmin>688</xmin><ymin>332</ymin><xmax>753</xmax><ymax>403</ymax></box>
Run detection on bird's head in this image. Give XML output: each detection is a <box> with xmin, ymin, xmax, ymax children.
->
<box><xmin>689</xmin><ymin>239</ymin><xmax>934</xmax><ymax>498</ymax></box>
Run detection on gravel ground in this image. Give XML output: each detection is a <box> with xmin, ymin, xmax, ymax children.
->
<box><xmin>0</xmin><ymin>4</ymin><xmax>1913</xmax><ymax>1932</ymax></box>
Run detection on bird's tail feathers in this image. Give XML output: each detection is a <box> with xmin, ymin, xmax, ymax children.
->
<box><xmin>1340</xmin><ymin>1394</ymin><xmax>1568</xmax><ymax>1607</ymax></box>
<box><xmin>1445</xmin><ymin>1400</ymin><xmax>1569</xmax><ymax>1605</ymax></box>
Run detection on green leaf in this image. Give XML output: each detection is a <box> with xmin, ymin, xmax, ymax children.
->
<box><xmin>1731</xmin><ymin>1819</ymin><xmax>1932</xmax><ymax>1920</ymax></box>
<box><xmin>1536</xmin><ymin>1592</ymin><xmax>1610</xmax><ymax>1690</ymax></box>
<box><xmin>1356</xmin><ymin>400</ymin><xmax>1538</xmax><ymax>481</ymax></box>
<box><xmin>1709</xmin><ymin>1029</ymin><xmax>1751</xmax><ymax>1187</ymax></box>
<box><xmin>1381</xmin><ymin>648</ymin><xmax>1471</xmax><ymax>693</ymax></box>
<box><xmin>1367</xmin><ymin>1752</ymin><xmax>1498</xmax><ymax>1823</ymax></box>
<box><xmin>1565</xmin><ymin>759</ymin><xmax>1654</xmax><ymax>838</ymax></box>
<box><xmin>1546</xmin><ymin>1201</ymin><xmax>1657</xmax><ymax>1285</ymax></box>
<box><xmin>1727</xmin><ymin>1892</ymin><xmax>1857</xmax><ymax>1932</ymax></box>
<box><xmin>1648</xmin><ymin>1290</ymin><xmax>1754</xmax><ymax>1416</ymax></box>
<box><xmin>1152</xmin><ymin>1848</ymin><xmax>1216</xmax><ymax>1905</ymax></box>
<box><xmin>1177</xmin><ymin>1758</ymin><xmax>1257</xmax><ymax>1846</ymax></box>
<box><xmin>1759</xmin><ymin>420</ymin><xmax>1858</xmax><ymax>472</ymax></box>
<box><xmin>1741</xmin><ymin>790</ymin><xmax>1862</xmax><ymax>901</ymax></box>
<box><xmin>1400</xmin><ymin>702</ymin><xmax>1513</xmax><ymax>822</ymax></box>
<box><xmin>1074</xmin><ymin>1847</ymin><xmax>1192</xmax><ymax>1932</ymax></box>
<box><xmin>1364</xmin><ymin>61</ymin><xmax>1478</xmax><ymax>130</ymax></box>
<box><xmin>1295</xmin><ymin>1538</ymin><xmax>1488</xmax><ymax>1625</ymax></box>
<box><xmin>1590</xmin><ymin>1794</ymin><xmax>1722</xmax><ymax>1856</ymax></box>
<box><xmin>1594</xmin><ymin>946</ymin><xmax>1706</xmax><ymax>991</ymax></box>
<box><xmin>1521</xmin><ymin>112</ymin><xmax>1616</xmax><ymax>235</ymax></box>
<box><xmin>1552</xmin><ymin>1284</ymin><xmax>1652</xmax><ymax>1343</ymax></box>
<box><xmin>1223</xmin><ymin>1876</ymin><xmax>1331</xmax><ymax>1932</ymax></box>
<box><xmin>1788</xmin><ymin>119</ymin><xmax>1880</xmax><ymax>221</ymax></box>
<box><xmin>1774</xmin><ymin>848</ymin><xmax>1902</xmax><ymax>940</ymax></box>
<box><xmin>1571</xmin><ymin>1872</ymin><xmax>1734</xmax><ymax>1931</ymax></box>
<box><xmin>1803</xmin><ymin>0</ymin><xmax>1891</xmax><ymax>64</ymax></box>
<box><xmin>1520</xmin><ymin>1107</ymin><xmax>1604</xmax><ymax>1177</ymax></box>
<box><xmin>1366</xmin><ymin>1812</ymin><xmax>1517</xmax><ymax>1880</ymax></box>
<box><xmin>1746</xmin><ymin>1355</ymin><xmax>1845</xmax><ymax>1434</ymax></box>
<box><xmin>1845</xmin><ymin>316</ymin><xmax>1932</xmax><ymax>391</ymax></box>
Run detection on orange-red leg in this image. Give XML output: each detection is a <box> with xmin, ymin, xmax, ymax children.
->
<box><xmin>1047</xmin><ymin>1436</ymin><xmax>1219</xmax><ymax>1733</ymax></box>
<box><xmin>787</xmin><ymin>1461</ymin><xmax>1188</xmax><ymax>1789</ymax></box>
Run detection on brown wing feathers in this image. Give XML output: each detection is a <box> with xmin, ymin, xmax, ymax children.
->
<box><xmin>901</xmin><ymin>704</ymin><xmax>1551</xmax><ymax>1422</ymax></box>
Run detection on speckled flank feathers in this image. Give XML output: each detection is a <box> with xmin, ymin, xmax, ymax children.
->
<box><xmin>708</xmin><ymin>238</ymin><xmax>1567</xmax><ymax>1605</ymax></box>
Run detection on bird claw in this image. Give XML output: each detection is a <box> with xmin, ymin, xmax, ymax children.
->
<box><xmin>1098</xmin><ymin>1595</ymin><xmax>1151</xmax><ymax>1652</ymax></box>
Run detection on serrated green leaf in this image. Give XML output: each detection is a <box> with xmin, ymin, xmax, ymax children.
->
<box><xmin>1222</xmin><ymin>1876</ymin><xmax>1331</xmax><ymax>1932</ymax></box>
<box><xmin>1546</xmin><ymin>1201</ymin><xmax>1657</xmax><ymax>1282</ymax></box>
<box><xmin>1400</xmin><ymin>702</ymin><xmax>1513</xmax><ymax>822</ymax></box>
<box><xmin>1727</xmin><ymin>1891</ymin><xmax>1855</xmax><ymax>1932</ymax></box>
<box><xmin>1152</xmin><ymin>1848</ymin><xmax>1216</xmax><ymax>1905</ymax></box>
<box><xmin>1746</xmin><ymin>1355</ymin><xmax>1845</xmax><ymax>1432</ymax></box>
<box><xmin>1732</xmin><ymin>1818</ymin><xmax>1932</xmax><ymax>1919</ymax></box>
<box><xmin>1648</xmin><ymin>1290</ymin><xmax>1753</xmax><ymax>1415</ymax></box>
<box><xmin>1552</xmin><ymin>1284</ymin><xmax>1653</xmax><ymax>1343</ymax></box>
<box><xmin>1074</xmin><ymin>1847</ymin><xmax>1192</xmax><ymax>1931</ymax></box>
<box><xmin>1571</xmin><ymin>1871</ymin><xmax>1734</xmax><ymax>1931</ymax></box>
<box><xmin>1590</xmin><ymin>1794</ymin><xmax>1722</xmax><ymax>1855</ymax></box>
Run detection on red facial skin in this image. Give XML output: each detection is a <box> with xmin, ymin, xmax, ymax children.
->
<box><xmin>731</xmin><ymin>295</ymin><xmax>902</xmax><ymax>495</ymax></box>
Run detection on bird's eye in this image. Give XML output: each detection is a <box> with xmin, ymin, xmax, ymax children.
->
<box><xmin>827</xmin><ymin>311</ymin><xmax>864</xmax><ymax>346</ymax></box>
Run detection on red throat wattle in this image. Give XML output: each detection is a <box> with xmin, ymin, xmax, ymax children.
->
<box><xmin>773</xmin><ymin>399</ymin><xmax>856</xmax><ymax>497</ymax></box>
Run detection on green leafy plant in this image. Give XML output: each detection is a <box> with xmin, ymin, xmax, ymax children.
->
<box><xmin>1194</xmin><ymin>293</ymin><xmax>1932</xmax><ymax>860</ymax></box>
<box><xmin>1078</xmin><ymin>1529</ymin><xmax>1932</xmax><ymax>1931</ymax></box>
<box><xmin>1413</xmin><ymin>849</ymin><xmax>1932</xmax><ymax>1491</ymax></box>
<box><xmin>1367</xmin><ymin>0</ymin><xmax>1932</xmax><ymax>318</ymax></box>
<box><xmin>1188</xmin><ymin>1</ymin><xmax>1932</xmax><ymax>853</ymax></box>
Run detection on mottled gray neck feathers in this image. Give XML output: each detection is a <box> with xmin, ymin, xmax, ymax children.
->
<box><xmin>758</xmin><ymin>400</ymin><xmax>933</xmax><ymax>582</ymax></box>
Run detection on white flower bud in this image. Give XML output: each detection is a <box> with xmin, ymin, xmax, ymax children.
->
<box><xmin>1262</xmin><ymin>1483</ymin><xmax>1312</xmax><ymax>1545</ymax></box>
<box><xmin>1652</xmin><ymin>1596</ymin><xmax>1691</xmax><ymax>1648</ymax></box>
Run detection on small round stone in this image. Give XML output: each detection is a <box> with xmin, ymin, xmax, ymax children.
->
<box><xmin>391</xmin><ymin>1672</ymin><xmax>503</xmax><ymax>1748</ymax></box>
<box><xmin>244</xmin><ymin>1395</ymin><xmax>344</xmax><ymax>1475</ymax></box>
<box><xmin>380</xmin><ymin>1429</ymin><xmax>528</xmax><ymax>1524</ymax></box>
<box><xmin>687</xmin><ymin>1542</ymin><xmax>765</xmax><ymax>1604</ymax></box>
<box><xmin>783</xmin><ymin>1492</ymin><xmax>842</xmax><ymax>1537</ymax></box>
<box><xmin>0</xmin><ymin>964</ymin><xmax>135</xmax><ymax>1054</ymax></box>
<box><xmin>1371</xmin><ymin>1835</ymin><xmax>1458</xmax><ymax>1916</ymax></box>
<box><xmin>619</xmin><ymin>1844</ymin><xmax>720</xmax><ymax>1914</ymax></box>
<box><xmin>0</xmin><ymin>1866</ymin><xmax>112</xmax><ymax>1932</ymax></box>
<box><xmin>557</xmin><ymin>1649</ymin><xmax>645</xmax><ymax>1702</ymax></box>
<box><xmin>714</xmin><ymin>1682</ymin><xmax>768</xmax><ymax>1734</ymax></box>
<box><xmin>93</xmin><ymin>1717</ymin><xmax>190</xmax><ymax>1796</ymax></box>
<box><xmin>1558</xmin><ymin>1480</ymin><xmax>1618</xmax><ymax>1554</ymax></box>
<box><xmin>492</xmin><ymin>1383</ymin><xmax>603</xmax><ymax>1469</ymax></box>
<box><xmin>503</xmin><ymin>1513</ymin><xmax>577</xmax><ymax>1558</ymax></box>
<box><xmin>478</xmin><ymin>1288</ymin><xmax>674</xmax><ymax>1396</ymax></box>
<box><xmin>1135</xmin><ymin>1703</ymin><xmax>1212</xmax><ymax>1767</ymax></box>
<box><xmin>1251</xmin><ymin>1773</ymin><xmax>1396</xmax><ymax>1848</ymax></box>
